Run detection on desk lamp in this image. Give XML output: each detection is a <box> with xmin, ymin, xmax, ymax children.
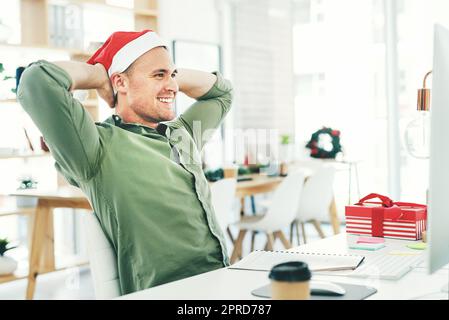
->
<box><xmin>404</xmin><ymin>71</ymin><xmax>432</xmax><ymax>159</ymax></box>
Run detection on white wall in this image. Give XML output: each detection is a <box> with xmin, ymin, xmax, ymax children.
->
<box><xmin>158</xmin><ymin>0</ymin><xmax>220</xmax><ymax>44</ymax></box>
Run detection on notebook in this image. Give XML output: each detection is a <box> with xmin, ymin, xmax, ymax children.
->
<box><xmin>229</xmin><ymin>250</ymin><xmax>365</xmax><ymax>272</ymax></box>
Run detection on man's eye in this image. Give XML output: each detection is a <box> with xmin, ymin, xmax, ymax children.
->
<box><xmin>171</xmin><ymin>73</ymin><xmax>177</xmax><ymax>78</ymax></box>
<box><xmin>155</xmin><ymin>73</ymin><xmax>164</xmax><ymax>78</ymax></box>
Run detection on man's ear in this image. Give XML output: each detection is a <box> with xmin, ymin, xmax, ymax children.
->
<box><xmin>110</xmin><ymin>73</ymin><xmax>128</xmax><ymax>94</ymax></box>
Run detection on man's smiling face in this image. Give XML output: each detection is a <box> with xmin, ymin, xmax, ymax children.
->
<box><xmin>118</xmin><ymin>47</ymin><xmax>179</xmax><ymax>125</ymax></box>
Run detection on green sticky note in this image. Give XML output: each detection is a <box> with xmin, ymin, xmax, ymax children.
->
<box><xmin>406</xmin><ymin>243</ymin><xmax>427</xmax><ymax>250</ymax></box>
<box><xmin>349</xmin><ymin>243</ymin><xmax>386</xmax><ymax>251</ymax></box>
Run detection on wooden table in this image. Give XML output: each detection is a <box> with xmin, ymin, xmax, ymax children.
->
<box><xmin>236</xmin><ymin>175</ymin><xmax>284</xmax><ymax>198</ymax></box>
<box><xmin>8</xmin><ymin>187</ymin><xmax>92</xmax><ymax>300</ymax></box>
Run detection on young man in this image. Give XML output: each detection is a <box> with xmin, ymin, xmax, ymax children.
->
<box><xmin>17</xmin><ymin>30</ymin><xmax>233</xmax><ymax>295</ymax></box>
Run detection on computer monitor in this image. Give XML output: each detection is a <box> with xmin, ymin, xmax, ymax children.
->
<box><xmin>427</xmin><ymin>24</ymin><xmax>449</xmax><ymax>285</ymax></box>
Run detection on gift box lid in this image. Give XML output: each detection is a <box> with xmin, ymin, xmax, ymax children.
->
<box><xmin>346</xmin><ymin>193</ymin><xmax>427</xmax><ymax>221</ymax></box>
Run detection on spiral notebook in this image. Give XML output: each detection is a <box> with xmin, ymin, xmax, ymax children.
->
<box><xmin>229</xmin><ymin>250</ymin><xmax>365</xmax><ymax>272</ymax></box>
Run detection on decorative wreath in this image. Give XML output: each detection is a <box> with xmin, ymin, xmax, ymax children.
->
<box><xmin>306</xmin><ymin>127</ymin><xmax>342</xmax><ymax>159</ymax></box>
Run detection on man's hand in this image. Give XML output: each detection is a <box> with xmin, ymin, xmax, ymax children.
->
<box><xmin>95</xmin><ymin>63</ymin><xmax>115</xmax><ymax>108</ymax></box>
<box><xmin>176</xmin><ymin>68</ymin><xmax>217</xmax><ymax>99</ymax></box>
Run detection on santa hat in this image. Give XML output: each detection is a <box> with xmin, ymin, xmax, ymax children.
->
<box><xmin>87</xmin><ymin>30</ymin><xmax>166</xmax><ymax>77</ymax></box>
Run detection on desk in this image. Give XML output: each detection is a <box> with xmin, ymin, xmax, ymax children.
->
<box><xmin>8</xmin><ymin>187</ymin><xmax>92</xmax><ymax>300</ymax></box>
<box><xmin>235</xmin><ymin>175</ymin><xmax>284</xmax><ymax>198</ymax></box>
<box><xmin>118</xmin><ymin>233</ymin><xmax>449</xmax><ymax>300</ymax></box>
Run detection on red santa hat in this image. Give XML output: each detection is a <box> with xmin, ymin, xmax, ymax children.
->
<box><xmin>87</xmin><ymin>30</ymin><xmax>166</xmax><ymax>77</ymax></box>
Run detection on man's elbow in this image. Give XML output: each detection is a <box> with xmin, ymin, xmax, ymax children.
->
<box><xmin>221</xmin><ymin>79</ymin><xmax>234</xmax><ymax>112</ymax></box>
<box><xmin>224</xmin><ymin>89</ymin><xmax>233</xmax><ymax>113</ymax></box>
<box><xmin>17</xmin><ymin>64</ymin><xmax>45</xmax><ymax>106</ymax></box>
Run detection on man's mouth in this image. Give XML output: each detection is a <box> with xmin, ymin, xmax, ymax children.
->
<box><xmin>157</xmin><ymin>97</ymin><xmax>175</xmax><ymax>104</ymax></box>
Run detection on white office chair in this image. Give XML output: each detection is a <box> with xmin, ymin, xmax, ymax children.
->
<box><xmin>290</xmin><ymin>166</ymin><xmax>336</xmax><ymax>245</ymax></box>
<box><xmin>230</xmin><ymin>171</ymin><xmax>305</xmax><ymax>264</ymax></box>
<box><xmin>210</xmin><ymin>178</ymin><xmax>238</xmax><ymax>249</ymax></box>
<box><xmin>82</xmin><ymin>213</ymin><xmax>121</xmax><ymax>299</ymax></box>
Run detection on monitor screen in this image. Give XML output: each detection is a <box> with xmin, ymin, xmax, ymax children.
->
<box><xmin>428</xmin><ymin>24</ymin><xmax>449</xmax><ymax>274</ymax></box>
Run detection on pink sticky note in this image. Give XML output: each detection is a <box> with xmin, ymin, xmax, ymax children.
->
<box><xmin>357</xmin><ymin>236</ymin><xmax>385</xmax><ymax>244</ymax></box>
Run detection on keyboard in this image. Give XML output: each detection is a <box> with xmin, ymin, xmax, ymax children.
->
<box><xmin>347</xmin><ymin>253</ymin><xmax>424</xmax><ymax>280</ymax></box>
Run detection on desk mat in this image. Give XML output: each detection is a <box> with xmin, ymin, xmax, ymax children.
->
<box><xmin>251</xmin><ymin>282</ymin><xmax>377</xmax><ymax>300</ymax></box>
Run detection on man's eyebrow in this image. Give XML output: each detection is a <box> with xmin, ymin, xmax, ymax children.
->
<box><xmin>152</xmin><ymin>69</ymin><xmax>178</xmax><ymax>74</ymax></box>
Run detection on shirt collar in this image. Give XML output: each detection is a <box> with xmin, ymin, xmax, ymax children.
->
<box><xmin>103</xmin><ymin>115</ymin><xmax>168</xmax><ymax>140</ymax></box>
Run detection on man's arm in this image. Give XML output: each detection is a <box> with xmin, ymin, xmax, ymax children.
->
<box><xmin>17</xmin><ymin>60</ymin><xmax>112</xmax><ymax>181</ymax></box>
<box><xmin>170</xmin><ymin>69</ymin><xmax>233</xmax><ymax>151</ymax></box>
<box><xmin>51</xmin><ymin>61</ymin><xmax>115</xmax><ymax>106</ymax></box>
<box><xmin>175</xmin><ymin>68</ymin><xmax>217</xmax><ymax>99</ymax></box>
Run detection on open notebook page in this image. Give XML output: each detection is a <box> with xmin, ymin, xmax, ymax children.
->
<box><xmin>229</xmin><ymin>250</ymin><xmax>365</xmax><ymax>272</ymax></box>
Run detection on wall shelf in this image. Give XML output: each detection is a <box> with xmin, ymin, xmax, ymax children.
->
<box><xmin>134</xmin><ymin>8</ymin><xmax>158</xmax><ymax>16</ymax></box>
<box><xmin>0</xmin><ymin>43</ymin><xmax>94</xmax><ymax>58</ymax></box>
<box><xmin>0</xmin><ymin>152</ymin><xmax>51</xmax><ymax>160</ymax></box>
<box><xmin>0</xmin><ymin>99</ymin><xmax>18</xmax><ymax>104</ymax></box>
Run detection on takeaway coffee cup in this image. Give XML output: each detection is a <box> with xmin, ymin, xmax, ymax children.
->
<box><xmin>269</xmin><ymin>261</ymin><xmax>311</xmax><ymax>300</ymax></box>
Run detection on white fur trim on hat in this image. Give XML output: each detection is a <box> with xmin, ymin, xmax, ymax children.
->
<box><xmin>108</xmin><ymin>31</ymin><xmax>167</xmax><ymax>76</ymax></box>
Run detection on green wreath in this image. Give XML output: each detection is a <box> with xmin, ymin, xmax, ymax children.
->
<box><xmin>306</xmin><ymin>127</ymin><xmax>342</xmax><ymax>159</ymax></box>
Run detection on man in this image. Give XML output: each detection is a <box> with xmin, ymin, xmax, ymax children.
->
<box><xmin>17</xmin><ymin>30</ymin><xmax>233</xmax><ymax>295</ymax></box>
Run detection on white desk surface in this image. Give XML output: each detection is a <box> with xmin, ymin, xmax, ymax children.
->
<box><xmin>118</xmin><ymin>233</ymin><xmax>449</xmax><ymax>300</ymax></box>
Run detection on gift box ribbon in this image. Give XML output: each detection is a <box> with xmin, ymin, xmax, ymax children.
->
<box><xmin>355</xmin><ymin>193</ymin><xmax>426</xmax><ymax>237</ymax></box>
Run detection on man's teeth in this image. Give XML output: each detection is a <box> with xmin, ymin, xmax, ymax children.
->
<box><xmin>158</xmin><ymin>97</ymin><xmax>174</xmax><ymax>103</ymax></box>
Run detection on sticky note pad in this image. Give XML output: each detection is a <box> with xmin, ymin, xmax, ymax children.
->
<box><xmin>357</xmin><ymin>237</ymin><xmax>385</xmax><ymax>244</ymax></box>
<box><xmin>406</xmin><ymin>243</ymin><xmax>427</xmax><ymax>250</ymax></box>
<box><xmin>349</xmin><ymin>243</ymin><xmax>386</xmax><ymax>251</ymax></box>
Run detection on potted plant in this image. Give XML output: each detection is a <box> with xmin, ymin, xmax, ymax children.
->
<box><xmin>0</xmin><ymin>238</ymin><xmax>18</xmax><ymax>276</ymax></box>
<box><xmin>16</xmin><ymin>176</ymin><xmax>38</xmax><ymax>207</ymax></box>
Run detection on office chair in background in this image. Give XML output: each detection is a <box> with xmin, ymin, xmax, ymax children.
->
<box><xmin>229</xmin><ymin>171</ymin><xmax>305</xmax><ymax>264</ymax></box>
<box><xmin>290</xmin><ymin>166</ymin><xmax>336</xmax><ymax>245</ymax></box>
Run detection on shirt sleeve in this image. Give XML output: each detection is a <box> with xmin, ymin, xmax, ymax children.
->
<box><xmin>17</xmin><ymin>60</ymin><xmax>102</xmax><ymax>182</ymax></box>
<box><xmin>170</xmin><ymin>71</ymin><xmax>233</xmax><ymax>151</ymax></box>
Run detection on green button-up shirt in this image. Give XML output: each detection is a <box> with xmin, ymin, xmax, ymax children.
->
<box><xmin>17</xmin><ymin>60</ymin><xmax>232</xmax><ymax>295</ymax></box>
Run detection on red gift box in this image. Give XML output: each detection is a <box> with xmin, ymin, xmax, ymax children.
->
<box><xmin>345</xmin><ymin>193</ymin><xmax>427</xmax><ymax>240</ymax></box>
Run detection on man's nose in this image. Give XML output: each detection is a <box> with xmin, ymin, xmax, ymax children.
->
<box><xmin>166</xmin><ymin>76</ymin><xmax>178</xmax><ymax>92</ymax></box>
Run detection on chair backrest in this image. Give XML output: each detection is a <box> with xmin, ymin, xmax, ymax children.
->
<box><xmin>255</xmin><ymin>171</ymin><xmax>305</xmax><ymax>231</ymax></box>
<box><xmin>210</xmin><ymin>178</ymin><xmax>238</xmax><ymax>235</ymax></box>
<box><xmin>297</xmin><ymin>165</ymin><xmax>336</xmax><ymax>222</ymax></box>
<box><xmin>82</xmin><ymin>213</ymin><xmax>121</xmax><ymax>299</ymax></box>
